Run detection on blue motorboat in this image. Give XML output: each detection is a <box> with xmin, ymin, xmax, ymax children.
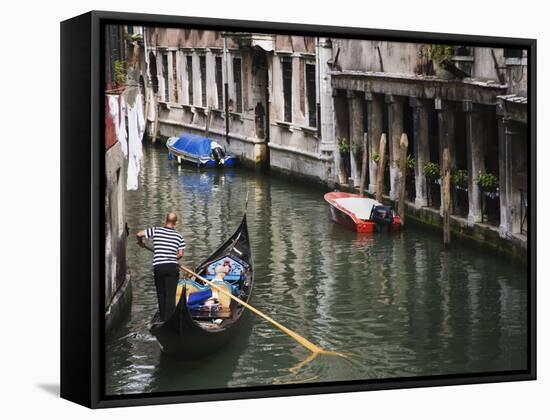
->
<box><xmin>166</xmin><ymin>134</ymin><xmax>238</xmax><ymax>168</ymax></box>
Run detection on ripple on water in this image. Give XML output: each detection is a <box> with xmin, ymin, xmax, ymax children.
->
<box><xmin>105</xmin><ymin>143</ymin><xmax>528</xmax><ymax>395</ymax></box>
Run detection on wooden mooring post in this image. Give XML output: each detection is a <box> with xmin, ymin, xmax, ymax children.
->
<box><xmin>359</xmin><ymin>133</ymin><xmax>368</xmax><ymax>197</ymax></box>
<box><xmin>442</xmin><ymin>147</ymin><xmax>451</xmax><ymax>245</ymax></box>
<box><xmin>398</xmin><ymin>133</ymin><xmax>408</xmax><ymax>225</ymax></box>
<box><xmin>375</xmin><ymin>133</ymin><xmax>387</xmax><ymax>202</ymax></box>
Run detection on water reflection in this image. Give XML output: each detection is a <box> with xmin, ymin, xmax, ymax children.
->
<box><xmin>105</xmin><ymin>143</ymin><xmax>528</xmax><ymax>395</ymax></box>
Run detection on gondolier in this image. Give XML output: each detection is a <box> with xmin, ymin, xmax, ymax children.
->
<box><xmin>136</xmin><ymin>212</ymin><xmax>186</xmax><ymax>322</ymax></box>
<box><xmin>149</xmin><ymin>214</ymin><xmax>254</xmax><ymax>358</ymax></box>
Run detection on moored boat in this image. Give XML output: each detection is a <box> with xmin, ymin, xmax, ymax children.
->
<box><xmin>166</xmin><ymin>133</ymin><xmax>238</xmax><ymax>168</ymax></box>
<box><xmin>150</xmin><ymin>214</ymin><xmax>253</xmax><ymax>358</ymax></box>
<box><xmin>324</xmin><ymin>191</ymin><xmax>401</xmax><ymax>233</ymax></box>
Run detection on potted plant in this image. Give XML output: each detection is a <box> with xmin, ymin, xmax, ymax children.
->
<box><xmin>337</xmin><ymin>136</ymin><xmax>351</xmax><ymax>182</ymax></box>
<box><xmin>422</xmin><ymin>161</ymin><xmax>441</xmax><ymax>207</ymax></box>
<box><xmin>352</xmin><ymin>141</ymin><xmax>363</xmax><ymax>160</ymax></box>
<box><xmin>422</xmin><ymin>161</ymin><xmax>441</xmax><ymax>180</ymax></box>
<box><xmin>477</xmin><ymin>171</ymin><xmax>499</xmax><ymax>194</ymax></box>
<box><xmin>477</xmin><ymin>171</ymin><xmax>499</xmax><ymax>224</ymax></box>
<box><xmin>452</xmin><ymin>168</ymin><xmax>468</xmax><ymax>189</ymax></box>
<box><xmin>111</xmin><ymin>59</ymin><xmax>127</xmax><ymax>93</ymax></box>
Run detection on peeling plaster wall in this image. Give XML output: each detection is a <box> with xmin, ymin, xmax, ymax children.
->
<box><xmin>334</xmin><ymin>40</ymin><xmax>425</xmax><ymax>74</ymax></box>
<box><xmin>150</xmin><ymin>28</ymin><xmax>333</xmax><ymax>182</ymax></box>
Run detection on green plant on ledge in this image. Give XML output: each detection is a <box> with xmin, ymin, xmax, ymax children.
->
<box><xmin>429</xmin><ymin>45</ymin><xmax>455</xmax><ymax>67</ymax></box>
<box><xmin>477</xmin><ymin>171</ymin><xmax>499</xmax><ymax>192</ymax></box>
<box><xmin>406</xmin><ymin>154</ymin><xmax>415</xmax><ymax>171</ymax></box>
<box><xmin>422</xmin><ymin>161</ymin><xmax>441</xmax><ymax>180</ymax></box>
<box><xmin>395</xmin><ymin>154</ymin><xmax>415</xmax><ymax>171</ymax></box>
<box><xmin>452</xmin><ymin>169</ymin><xmax>469</xmax><ymax>189</ymax></box>
<box><xmin>352</xmin><ymin>142</ymin><xmax>363</xmax><ymax>159</ymax></box>
<box><xmin>113</xmin><ymin>59</ymin><xmax>127</xmax><ymax>88</ymax></box>
<box><xmin>337</xmin><ymin>136</ymin><xmax>350</xmax><ymax>154</ymax></box>
<box><xmin>372</xmin><ymin>152</ymin><xmax>380</xmax><ymax>163</ymax></box>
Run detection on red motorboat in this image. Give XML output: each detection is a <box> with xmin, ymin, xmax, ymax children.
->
<box><xmin>324</xmin><ymin>191</ymin><xmax>402</xmax><ymax>233</ymax></box>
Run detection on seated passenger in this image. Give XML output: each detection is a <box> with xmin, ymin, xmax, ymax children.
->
<box><xmin>210</xmin><ymin>264</ymin><xmax>232</xmax><ymax>309</ymax></box>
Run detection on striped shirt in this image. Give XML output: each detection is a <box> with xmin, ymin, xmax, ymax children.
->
<box><xmin>145</xmin><ymin>226</ymin><xmax>186</xmax><ymax>266</ymax></box>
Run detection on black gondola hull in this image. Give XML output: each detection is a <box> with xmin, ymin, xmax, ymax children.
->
<box><xmin>150</xmin><ymin>306</ymin><xmax>251</xmax><ymax>358</ymax></box>
<box><xmin>150</xmin><ymin>215</ymin><xmax>253</xmax><ymax>359</ymax></box>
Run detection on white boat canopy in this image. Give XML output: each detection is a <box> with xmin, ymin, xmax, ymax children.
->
<box><xmin>334</xmin><ymin>197</ymin><xmax>379</xmax><ymax>220</ymax></box>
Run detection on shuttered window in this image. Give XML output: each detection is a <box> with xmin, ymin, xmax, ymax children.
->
<box><xmin>162</xmin><ymin>54</ymin><xmax>169</xmax><ymax>101</ymax></box>
<box><xmin>186</xmin><ymin>55</ymin><xmax>193</xmax><ymax>105</ymax></box>
<box><xmin>305</xmin><ymin>63</ymin><xmax>316</xmax><ymax>127</ymax></box>
<box><xmin>282</xmin><ymin>58</ymin><xmax>292</xmax><ymax>123</ymax></box>
<box><xmin>233</xmin><ymin>57</ymin><xmax>243</xmax><ymax>113</ymax></box>
<box><xmin>200</xmin><ymin>55</ymin><xmax>207</xmax><ymax>107</ymax></box>
<box><xmin>215</xmin><ymin>56</ymin><xmax>223</xmax><ymax>110</ymax></box>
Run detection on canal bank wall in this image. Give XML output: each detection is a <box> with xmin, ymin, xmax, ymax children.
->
<box><xmin>152</xmin><ymin>134</ymin><xmax>526</xmax><ymax>263</ymax></box>
<box><xmin>328</xmin><ymin>180</ymin><xmax>527</xmax><ymax>263</ymax></box>
<box><xmin>136</xmin><ymin>27</ymin><xmax>529</xmax><ymax>266</ymax></box>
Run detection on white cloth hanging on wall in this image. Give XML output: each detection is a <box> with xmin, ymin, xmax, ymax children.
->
<box><xmin>147</xmin><ymin>89</ymin><xmax>156</xmax><ymax>122</ymax></box>
<box><xmin>107</xmin><ymin>94</ymin><xmax>119</xmax><ymax>137</ymax></box>
<box><xmin>126</xmin><ymin>94</ymin><xmax>145</xmax><ymax>191</ymax></box>
<box><xmin>106</xmin><ymin>94</ymin><xmax>128</xmax><ymax>157</ymax></box>
<box><xmin>118</xmin><ymin>96</ymin><xmax>128</xmax><ymax>158</ymax></box>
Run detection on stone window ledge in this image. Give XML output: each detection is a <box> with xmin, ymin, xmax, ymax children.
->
<box><xmin>229</xmin><ymin>112</ymin><xmax>244</xmax><ymax>122</ymax></box>
<box><xmin>275</xmin><ymin>120</ymin><xmax>294</xmax><ymax>131</ymax></box>
<box><xmin>274</xmin><ymin>120</ymin><xmax>319</xmax><ymax>137</ymax></box>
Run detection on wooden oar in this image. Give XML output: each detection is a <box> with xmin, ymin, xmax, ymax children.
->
<box><xmin>141</xmin><ymin>243</ymin><xmax>345</xmax><ymax>359</ymax></box>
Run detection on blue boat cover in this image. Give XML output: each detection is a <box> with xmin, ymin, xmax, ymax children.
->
<box><xmin>171</xmin><ymin>134</ymin><xmax>212</xmax><ymax>158</ymax></box>
<box><xmin>188</xmin><ymin>288</ymin><xmax>213</xmax><ymax>306</ymax></box>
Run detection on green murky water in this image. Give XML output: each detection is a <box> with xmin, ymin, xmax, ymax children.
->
<box><xmin>105</xmin><ymin>143</ymin><xmax>527</xmax><ymax>395</ymax></box>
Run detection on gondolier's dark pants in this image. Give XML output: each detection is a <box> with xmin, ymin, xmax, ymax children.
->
<box><xmin>153</xmin><ymin>263</ymin><xmax>179</xmax><ymax>322</ymax></box>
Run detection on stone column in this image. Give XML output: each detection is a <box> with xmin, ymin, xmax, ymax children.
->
<box><xmin>332</xmin><ymin>90</ymin><xmax>348</xmax><ymax>185</ymax></box>
<box><xmin>365</xmin><ymin>92</ymin><xmax>383</xmax><ymax>193</ymax></box>
<box><xmin>318</xmin><ymin>38</ymin><xmax>336</xmax><ymax>183</ymax></box>
<box><xmin>497</xmin><ymin>119</ymin><xmax>511</xmax><ymax>236</ymax></box>
<box><xmin>410</xmin><ymin>97</ymin><xmax>430</xmax><ymax>208</ymax></box>
<box><xmin>386</xmin><ymin>95</ymin><xmax>404</xmax><ymax>201</ymax></box>
<box><xmin>464</xmin><ymin>100</ymin><xmax>486</xmax><ymax>226</ymax></box>
<box><xmin>506</xmin><ymin>121</ymin><xmax>525</xmax><ymax>234</ymax></box>
<box><xmin>436</xmin><ymin>98</ymin><xmax>456</xmax><ymax>214</ymax></box>
<box><xmin>348</xmin><ymin>90</ymin><xmax>364</xmax><ymax>187</ymax></box>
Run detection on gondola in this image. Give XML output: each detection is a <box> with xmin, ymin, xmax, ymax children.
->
<box><xmin>150</xmin><ymin>214</ymin><xmax>253</xmax><ymax>358</ymax></box>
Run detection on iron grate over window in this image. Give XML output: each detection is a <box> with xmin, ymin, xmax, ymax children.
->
<box><xmin>282</xmin><ymin>58</ymin><xmax>292</xmax><ymax>123</ymax></box>
<box><xmin>233</xmin><ymin>57</ymin><xmax>243</xmax><ymax>113</ymax></box>
<box><xmin>200</xmin><ymin>55</ymin><xmax>207</xmax><ymax>107</ymax></box>
<box><xmin>186</xmin><ymin>55</ymin><xmax>193</xmax><ymax>105</ymax></box>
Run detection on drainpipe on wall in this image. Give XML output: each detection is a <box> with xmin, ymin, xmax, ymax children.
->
<box><xmin>223</xmin><ymin>35</ymin><xmax>230</xmax><ymax>146</ymax></box>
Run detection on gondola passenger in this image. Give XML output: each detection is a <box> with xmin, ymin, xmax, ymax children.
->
<box><xmin>136</xmin><ymin>212</ymin><xmax>186</xmax><ymax>322</ymax></box>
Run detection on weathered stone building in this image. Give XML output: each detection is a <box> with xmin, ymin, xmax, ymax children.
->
<box><xmin>330</xmin><ymin>41</ymin><xmax>528</xmax><ymax>244</ymax></box>
<box><xmin>142</xmin><ymin>28</ymin><xmax>528</xmax><ymax>250</ymax></box>
<box><xmin>144</xmin><ymin>29</ymin><xmax>335</xmax><ymax>183</ymax></box>
<box><xmin>104</xmin><ymin>24</ymin><xmax>140</xmax><ymax>332</ymax></box>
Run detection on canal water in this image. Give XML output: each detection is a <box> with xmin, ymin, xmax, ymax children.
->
<box><xmin>105</xmin><ymin>143</ymin><xmax>528</xmax><ymax>395</ymax></box>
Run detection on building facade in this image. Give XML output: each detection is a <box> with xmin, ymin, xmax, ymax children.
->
<box><xmin>330</xmin><ymin>41</ymin><xmax>527</xmax><ymax>243</ymax></box>
<box><xmin>144</xmin><ymin>29</ymin><xmax>335</xmax><ymax>183</ymax></box>
<box><xmin>142</xmin><ymin>29</ymin><xmax>528</xmax><ymax>246</ymax></box>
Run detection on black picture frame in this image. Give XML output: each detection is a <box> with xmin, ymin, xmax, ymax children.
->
<box><xmin>60</xmin><ymin>10</ymin><xmax>536</xmax><ymax>409</ymax></box>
